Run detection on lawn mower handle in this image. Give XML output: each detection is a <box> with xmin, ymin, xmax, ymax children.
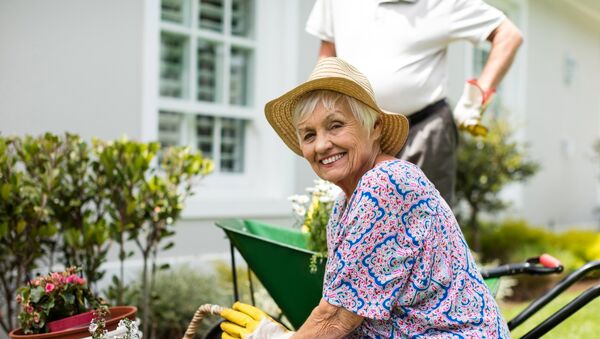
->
<box><xmin>480</xmin><ymin>254</ymin><xmax>564</xmax><ymax>279</ymax></box>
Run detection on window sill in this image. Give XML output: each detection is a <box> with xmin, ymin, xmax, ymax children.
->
<box><xmin>181</xmin><ymin>197</ymin><xmax>292</xmax><ymax>219</ymax></box>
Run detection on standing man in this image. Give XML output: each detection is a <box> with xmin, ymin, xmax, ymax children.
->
<box><xmin>306</xmin><ymin>0</ymin><xmax>523</xmax><ymax>205</ymax></box>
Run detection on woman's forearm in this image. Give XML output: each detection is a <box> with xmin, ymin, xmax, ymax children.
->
<box><xmin>292</xmin><ymin>299</ymin><xmax>363</xmax><ymax>339</ymax></box>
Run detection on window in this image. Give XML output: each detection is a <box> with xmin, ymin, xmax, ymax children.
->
<box><xmin>158</xmin><ymin>0</ymin><xmax>255</xmax><ymax>173</ymax></box>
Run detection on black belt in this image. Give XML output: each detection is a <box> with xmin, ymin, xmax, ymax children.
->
<box><xmin>407</xmin><ymin>99</ymin><xmax>447</xmax><ymax>126</ymax></box>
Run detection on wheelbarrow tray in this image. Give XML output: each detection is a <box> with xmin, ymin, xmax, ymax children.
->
<box><xmin>215</xmin><ymin>219</ymin><xmax>499</xmax><ymax>330</ymax></box>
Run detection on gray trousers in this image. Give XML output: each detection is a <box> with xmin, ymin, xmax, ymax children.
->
<box><xmin>396</xmin><ymin>101</ymin><xmax>457</xmax><ymax>205</ymax></box>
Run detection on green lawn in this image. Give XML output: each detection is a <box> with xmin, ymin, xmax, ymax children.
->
<box><xmin>500</xmin><ymin>290</ymin><xmax>600</xmax><ymax>338</ymax></box>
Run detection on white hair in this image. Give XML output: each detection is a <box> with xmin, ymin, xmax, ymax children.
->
<box><xmin>292</xmin><ymin>90</ymin><xmax>379</xmax><ymax>137</ymax></box>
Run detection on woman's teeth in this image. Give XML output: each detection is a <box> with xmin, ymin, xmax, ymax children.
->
<box><xmin>321</xmin><ymin>153</ymin><xmax>344</xmax><ymax>165</ymax></box>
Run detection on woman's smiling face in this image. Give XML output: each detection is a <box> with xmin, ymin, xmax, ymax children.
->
<box><xmin>297</xmin><ymin>98</ymin><xmax>381</xmax><ymax>195</ymax></box>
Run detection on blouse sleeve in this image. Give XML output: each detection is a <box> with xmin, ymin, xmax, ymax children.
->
<box><xmin>322</xmin><ymin>164</ymin><xmax>437</xmax><ymax>320</ymax></box>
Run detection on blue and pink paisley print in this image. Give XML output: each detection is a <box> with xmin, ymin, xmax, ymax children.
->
<box><xmin>322</xmin><ymin>160</ymin><xmax>509</xmax><ymax>338</ymax></box>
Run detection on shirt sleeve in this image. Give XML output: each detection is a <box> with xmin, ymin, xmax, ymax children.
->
<box><xmin>449</xmin><ymin>0</ymin><xmax>506</xmax><ymax>44</ymax></box>
<box><xmin>322</xmin><ymin>168</ymin><xmax>434</xmax><ymax>320</ymax></box>
<box><xmin>305</xmin><ymin>0</ymin><xmax>335</xmax><ymax>42</ymax></box>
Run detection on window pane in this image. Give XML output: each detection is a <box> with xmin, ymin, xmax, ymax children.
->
<box><xmin>197</xmin><ymin>39</ymin><xmax>223</xmax><ymax>102</ymax></box>
<box><xmin>198</xmin><ymin>0</ymin><xmax>224</xmax><ymax>32</ymax></box>
<box><xmin>160</xmin><ymin>33</ymin><xmax>188</xmax><ymax>98</ymax></box>
<box><xmin>158</xmin><ymin>111</ymin><xmax>183</xmax><ymax>147</ymax></box>
<box><xmin>231</xmin><ymin>0</ymin><xmax>253</xmax><ymax>37</ymax></box>
<box><xmin>220</xmin><ymin>118</ymin><xmax>245</xmax><ymax>173</ymax></box>
<box><xmin>161</xmin><ymin>0</ymin><xmax>189</xmax><ymax>25</ymax></box>
<box><xmin>196</xmin><ymin>115</ymin><xmax>215</xmax><ymax>158</ymax></box>
<box><xmin>230</xmin><ymin>47</ymin><xmax>251</xmax><ymax>106</ymax></box>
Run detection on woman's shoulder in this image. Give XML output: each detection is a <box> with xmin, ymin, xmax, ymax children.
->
<box><xmin>361</xmin><ymin>159</ymin><xmax>430</xmax><ymax>190</ymax></box>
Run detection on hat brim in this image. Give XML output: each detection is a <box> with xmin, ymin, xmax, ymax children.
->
<box><xmin>265</xmin><ymin>77</ymin><xmax>409</xmax><ymax>156</ymax></box>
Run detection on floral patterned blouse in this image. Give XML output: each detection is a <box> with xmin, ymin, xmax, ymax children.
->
<box><xmin>322</xmin><ymin>160</ymin><xmax>509</xmax><ymax>338</ymax></box>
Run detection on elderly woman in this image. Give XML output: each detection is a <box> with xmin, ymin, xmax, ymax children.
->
<box><xmin>220</xmin><ymin>58</ymin><xmax>509</xmax><ymax>338</ymax></box>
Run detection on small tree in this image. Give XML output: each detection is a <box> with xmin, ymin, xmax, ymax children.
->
<box><xmin>0</xmin><ymin>135</ymin><xmax>59</xmax><ymax>333</ymax></box>
<box><xmin>51</xmin><ymin>134</ymin><xmax>111</xmax><ymax>290</ymax></box>
<box><xmin>455</xmin><ymin>119</ymin><xmax>539</xmax><ymax>252</ymax></box>
<box><xmin>94</xmin><ymin>138</ymin><xmax>213</xmax><ymax>337</ymax></box>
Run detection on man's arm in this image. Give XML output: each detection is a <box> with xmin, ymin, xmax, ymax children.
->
<box><xmin>477</xmin><ymin>19</ymin><xmax>523</xmax><ymax>91</ymax></box>
<box><xmin>318</xmin><ymin>40</ymin><xmax>336</xmax><ymax>59</ymax></box>
<box><xmin>292</xmin><ymin>298</ymin><xmax>363</xmax><ymax>339</ymax></box>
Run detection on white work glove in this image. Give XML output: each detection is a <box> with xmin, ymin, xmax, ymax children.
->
<box><xmin>453</xmin><ymin>79</ymin><xmax>495</xmax><ymax>137</ymax></box>
<box><xmin>220</xmin><ymin>302</ymin><xmax>293</xmax><ymax>339</ymax></box>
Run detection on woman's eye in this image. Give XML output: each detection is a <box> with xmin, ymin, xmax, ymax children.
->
<box><xmin>330</xmin><ymin>122</ymin><xmax>343</xmax><ymax>129</ymax></box>
<box><xmin>303</xmin><ymin>133</ymin><xmax>315</xmax><ymax>141</ymax></box>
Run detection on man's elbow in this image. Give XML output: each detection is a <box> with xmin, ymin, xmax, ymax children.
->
<box><xmin>492</xmin><ymin>20</ymin><xmax>524</xmax><ymax>50</ymax></box>
<box><xmin>511</xmin><ymin>25</ymin><xmax>524</xmax><ymax>48</ymax></box>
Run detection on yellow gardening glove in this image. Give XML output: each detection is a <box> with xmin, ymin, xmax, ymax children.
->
<box><xmin>220</xmin><ymin>302</ymin><xmax>293</xmax><ymax>339</ymax></box>
<box><xmin>453</xmin><ymin>79</ymin><xmax>495</xmax><ymax>137</ymax></box>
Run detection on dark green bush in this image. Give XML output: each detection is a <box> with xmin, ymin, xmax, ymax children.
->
<box><xmin>132</xmin><ymin>265</ymin><xmax>229</xmax><ymax>339</ymax></box>
<box><xmin>122</xmin><ymin>262</ymin><xmax>282</xmax><ymax>339</ymax></box>
<box><xmin>480</xmin><ymin>219</ymin><xmax>600</xmax><ymax>274</ymax></box>
<box><xmin>479</xmin><ymin>219</ymin><xmax>600</xmax><ymax>300</ymax></box>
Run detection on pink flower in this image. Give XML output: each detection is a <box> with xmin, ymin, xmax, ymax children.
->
<box><xmin>51</xmin><ymin>272</ymin><xmax>66</xmax><ymax>284</ymax></box>
<box><xmin>26</xmin><ymin>305</ymin><xmax>33</xmax><ymax>314</ymax></box>
<box><xmin>15</xmin><ymin>295</ymin><xmax>22</xmax><ymax>303</ymax></box>
<box><xmin>32</xmin><ymin>279</ymin><xmax>40</xmax><ymax>287</ymax></box>
<box><xmin>66</xmin><ymin>275</ymin><xmax>77</xmax><ymax>284</ymax></box>
<box><xmin>33</xmin><ymin>315</ymin><xmax>40</xmax><ymax>323</ymax></box>
<box><xmin>76</xmin><ymin>276</ymin><xmax>86</xmax><ymax>285</ymax></box>
<box><xmin>45</xmin><ymin>283</ymin><xmax>55</xmax><ymax>293</ymax></box>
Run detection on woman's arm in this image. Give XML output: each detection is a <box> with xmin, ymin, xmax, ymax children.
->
<box><xmin>292</xmin><ymin>298</ymin><xmax>363</xmax><ymax>339</ymax></box>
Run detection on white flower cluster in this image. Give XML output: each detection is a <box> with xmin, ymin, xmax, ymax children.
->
<box><xmin>114</xmin><ymin>318</ymin><xmax>142</xmax><ymax>339</ymax></box>
<box><xmin>88</xmin><ymin>318</ymin><xmax>142</xmax><ymax>339</ymax></box>
<box><xmin>288</xmin><ymin>179</ymin><xmax>341</xmax><ymax>222</ymax></box>
<box><xmin>307</xmin><ymin>179</ymin><xmax>342</xmax><ymax>203</ymax></box>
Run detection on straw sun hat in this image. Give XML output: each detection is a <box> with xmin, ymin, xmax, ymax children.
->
<box><xmin>265</xmin><ymin>57</ymin><xmax>409</xmax><ymax>157</ymax></box>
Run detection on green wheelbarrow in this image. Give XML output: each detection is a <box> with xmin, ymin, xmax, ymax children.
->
<box><xmin>209</xmin><ymin>219</ymin><xmax>600</xmax><ymax>339</ymax></box>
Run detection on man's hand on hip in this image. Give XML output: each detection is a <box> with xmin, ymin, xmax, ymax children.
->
<box><xmin>453</xmin><ymin>79</ymin><xmax>495</xmax><ymax>137</ymax></box>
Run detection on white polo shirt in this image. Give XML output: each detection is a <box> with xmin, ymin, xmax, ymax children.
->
<box><xmin>306</xmin><ymin>0</ymin><xmax>505</xmax><ymax>115</ymax></box>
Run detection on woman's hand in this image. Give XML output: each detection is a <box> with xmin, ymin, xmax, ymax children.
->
<box><xmin>292</xmin><ymin>299</ymin><xmax>363</xmax><ymax>339</ymax></box>
<box><xmin>220</xmin><ymin>302</ymin><xmax>292</xmax><ymax>339</ymax></box>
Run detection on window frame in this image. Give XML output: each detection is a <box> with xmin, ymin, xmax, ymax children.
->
<box><xmin>158</xmin><ymin>0</ymin><xmax>256</xmax><ymax>175</ymax></box>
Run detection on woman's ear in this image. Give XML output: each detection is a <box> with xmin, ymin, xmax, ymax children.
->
<box><xmin>372</xmin><ymin>118</ymin><xmax>383</xmax><ymax>141</ymax></box>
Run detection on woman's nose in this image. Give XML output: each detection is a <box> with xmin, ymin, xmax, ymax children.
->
<box><xmin>315</xmin><ymin>133</ymin><xmax>332</xmax><ymax>153</ymax></box>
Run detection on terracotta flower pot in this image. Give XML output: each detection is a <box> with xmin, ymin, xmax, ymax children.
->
<box><xmin>8</xmin><ymin>306</ymin><xmax>137</xmax><ymax>339</ymax></box>
<box><xmin>47</xmin><ymin>310</ymin><xmax>94</xmax><ymax>332</ymax></box>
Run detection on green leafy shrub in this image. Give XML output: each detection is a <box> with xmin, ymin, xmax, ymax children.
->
<box><xmin>480</xmin><ymin>219</ymin><xmax>600</xmax><ymax>299</ymax></box>
<box><xmin>480</xmin><ymin>219</ymin><xmax>600</xmax><ymax>273</ymax></box>
<box><xmin>124</xmin><ymin>262</ymin><xmax>281</xmax><ymax>339</ymax></box>
<box><xmin>0</xmin><ymin>135</ymin><xmax>60</xmax><ymax>333</ymax></box>
<box><xmin>0</xmin><ymin>133</ymin><xmax>212</xmax><ymax>336</ymax></box>
<box><xmin>456</xmin><ymin>119</ymin><xmax>540</xmax><ymax>252</ymax></box>
<box><xmin>139</xmin><ymin>265</ymin><xmax>228</xmax><ymax>339</ymax></box>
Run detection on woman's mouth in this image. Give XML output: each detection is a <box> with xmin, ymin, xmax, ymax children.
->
<box><xmin>320</xmin><ymin>153</ymin><xmax>345</xmax><ymax>165</ymax></box>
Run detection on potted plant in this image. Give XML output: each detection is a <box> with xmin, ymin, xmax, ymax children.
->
<box><xmin>8</xmin><ymin>267</ymin><xmax>137</xmax><ymax>339</ymax></box>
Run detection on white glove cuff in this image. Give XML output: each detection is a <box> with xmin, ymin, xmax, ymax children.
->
<box><xmin>245</xmin><ymin>318</ymin><xmax>294</xmax><ymax>339</ymax></box>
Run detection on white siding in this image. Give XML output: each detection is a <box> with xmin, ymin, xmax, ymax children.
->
<box><xmin>0</xmin><ymin>0</ymin><xmax>145</xmax><ymax>140</ymax></box>
<box><xmin>522</xmin><ymin>1</ymin><xmax>600</xmax><ymax>229</ymax></box>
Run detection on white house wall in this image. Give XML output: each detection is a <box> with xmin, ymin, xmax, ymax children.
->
<box><xmin>522</xmin><ymin>1</ymin><xmax>600</xmax><ymax>230</ymax></box>
<box><xmin>0</xmin><ymin>0</ymin><xmax>145</xmax><ymax>140</ymax></box>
